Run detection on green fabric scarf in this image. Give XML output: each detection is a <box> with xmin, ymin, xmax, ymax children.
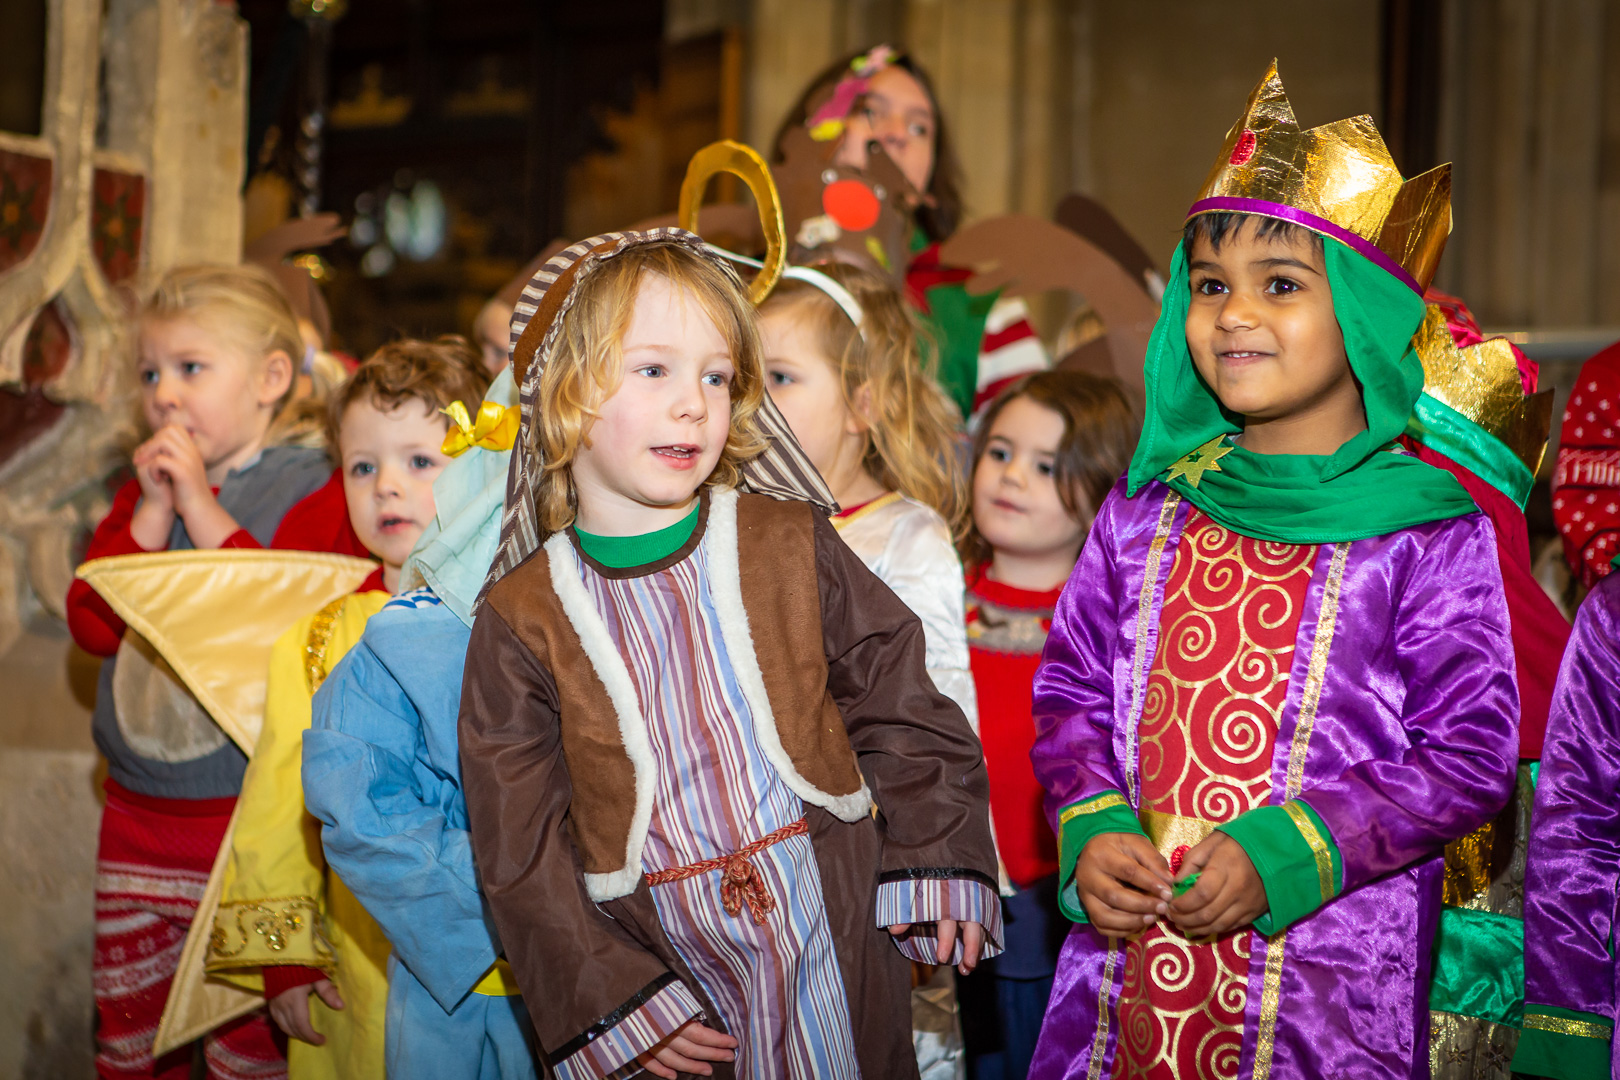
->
<box><xmin>1126</xmin><ymin>237</ymin><xmax>1477</xmax><ymax>543</ymax></box>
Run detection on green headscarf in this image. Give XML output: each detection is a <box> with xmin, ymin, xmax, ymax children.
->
<box><xmin>1125</xmin><ymin>236</ymin><xmax>1476</xmax><ymax>543</ymax></box>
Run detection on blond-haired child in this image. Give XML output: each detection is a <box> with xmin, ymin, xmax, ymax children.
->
<box><xmin>203</xmin><ymin>338</ymin><xmax>488</xmax><ymax>1079</ymax></box>
<box><xmin>759</xmin><ymin>261</ymin><xmax>977</xmax><ymax>1078</ymax></box>
<box><xmin>459</xmin><ymin>229</ymin><xmax>1000</xmax><ymax>1080</ymax></box>
<box><xmin>67</xmin><ymin>263</ymin><xmax>330</xmax><ymax>1079</ymax></box>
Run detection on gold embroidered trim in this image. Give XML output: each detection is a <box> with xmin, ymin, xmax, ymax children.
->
<box><xmin>1059</xmin><ymin>793</ymin><xmax>1128</xmax><ymax>826</ymax></box>
<box><xmin>303</xmin><ymin>597</ymin><xmax>349</xmax><ymax>695</ymax></box>
<box><xmin>1125</xmin><ymin>492</ymin><xmax>1182</xmax><ymax>805</ymax></box>
<box><xmin>1522</xmin><ymin>1013</ymin><xmax>1614</xmax><ymax>1039</ymax></box>
<box><xmin>1284</xmin><ymin>801</ymin><xmax>1335</xmax><ymax>902</ymax></box>
<box><xmin>829</xmin><ymin>491</ymin><xmax>903</xmax><ymax>532</ymax></box>
<box><xmin>1087</xmin><ymin>937</ymin><xmax>1121</xmax><ymax>1080</ymax></box>
<box><xmin>207</xmin><ymin>896</ymin><xmax>329</xmax><ymax>970</ymax></box>
<box><xmin>1283</xmin><ymin>543</ymin><xmax>1349</xmax><ymax>801</ymax></box>
<box><xmin>1139</xmin><ymin>806</ymin><xmax>1216</xmax><ymax>861</ymax></box>
<box><xmin>1251</xmin><ymin>929</ymin><xmax>1289</xmax><ymax>1079</ymax></box>
<box><xmin>1254</xmin><ymin>541</ymin><xmax>1348</xmax><ymax>1080</ymax></box>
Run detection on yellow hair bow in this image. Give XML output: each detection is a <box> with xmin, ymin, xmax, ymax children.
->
<box><xmin>440</xmin><ymin>399</ymin><xmax>519</xmax><ymax>457</ymax></box>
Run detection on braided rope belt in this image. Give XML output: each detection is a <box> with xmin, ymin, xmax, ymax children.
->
<box><xmin>644</xmin><ymin>817</ymin><xmax>809</xmax><ymax>926</ymax></box>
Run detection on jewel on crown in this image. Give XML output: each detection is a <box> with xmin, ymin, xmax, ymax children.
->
<box><xmin>1189</xmin><ymin>60</ymin><xmax>1452</xmax><ymax>295</ymax></box>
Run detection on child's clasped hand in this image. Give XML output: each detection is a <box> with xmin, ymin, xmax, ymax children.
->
<box><xmin>1076</xmin><ymin>830</ymin><xmax>1266</xmax><ymax>939</ymax></box>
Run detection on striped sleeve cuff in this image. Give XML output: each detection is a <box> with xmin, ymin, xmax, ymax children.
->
<box><xmin>875</xmin><ymin>871</ymin><xmax>1004</xmax><ymax>965</ymax></box>
<box><xmin>1512</xmin><ymin>1005</ymin><xmax>1614</xmax><ymax>1080</ymax></box>
<box><xmin>551</xmin><ymin>974</ymin><xmax>704</xmax><ymax>1080</ymax></box>
<box><xmin>1216</xmin><ymin>799</ymin><xmax>1341</xmax><ymax>935</ymax></box>
<box><xmin>1056</xmin><ymin>791</ymin><xmax>1146</xmax><ymax>923</ymax></box>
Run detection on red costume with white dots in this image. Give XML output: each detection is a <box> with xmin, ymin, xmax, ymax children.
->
<box><xmin>1553</xmin><ymin>340</ymin><xmax>1620</xmax><ymax>588</ymax></box>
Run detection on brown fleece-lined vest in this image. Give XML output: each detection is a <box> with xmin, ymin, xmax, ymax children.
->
<box><xmin>480</xmin><ymin>490</ymin><xmax>869</xmax><ymax>897</ymax></box>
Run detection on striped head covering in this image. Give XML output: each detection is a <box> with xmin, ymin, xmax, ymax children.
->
<box><xmin>481</xmin><ymin>227</ymin><xmax>836</xmax><ymax>600</ymax></box>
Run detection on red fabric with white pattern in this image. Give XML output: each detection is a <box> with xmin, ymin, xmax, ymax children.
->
<box><xmin>1553</xmin><ymin>340</ymin><xmax>1620</xmax><ymax>587</ymax></box>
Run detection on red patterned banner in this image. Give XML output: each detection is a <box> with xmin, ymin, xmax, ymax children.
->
<box><xmin>92</xmin><ymin>168</ymin><xmax>145</xmax><ymax>284</ymax></box>
<box><xmin>0</xmin><ymin>148</ymin><xmax>52</xmax><ymax>275</ymax></box>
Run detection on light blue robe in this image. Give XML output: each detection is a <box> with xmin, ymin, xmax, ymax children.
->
<box><xmin>304</xmin><ymin>589</ymin><xmax>541</xmax><ymax>1080</ymax></box>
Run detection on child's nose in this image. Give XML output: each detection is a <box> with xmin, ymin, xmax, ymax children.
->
<box><xmin>373</xmin><ymin>462</ymin><xmax>404</xmax><ymax>496</ymax></box>
<box><xmin>150</xmin><ymin>375</ymin><xmax>179</xmax><ymax>409</ymax></box>
<box><xmin>672</xmin><ymin>376</ymin><xmax>708</xmax><ymax>419</ymax></box>
<box><xmin>1215</xmin><ymin>292</ymin><xmax>1260</xmax><ymax>331</ymax></box>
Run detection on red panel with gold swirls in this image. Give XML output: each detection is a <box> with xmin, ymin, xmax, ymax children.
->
<box><xmin>0</xmin><ymin>148</ymin><xmax>52</xmax><ymax>274</ymax></box>
<box><xmin>1113</xmin><ymin>509</ymin><xmax>1317</xmax><ymax>1080</ymax></box>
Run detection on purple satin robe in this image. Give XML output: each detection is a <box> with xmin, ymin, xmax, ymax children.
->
<box><xmin>1028</xmin><ymin>479</ymin><xmax>1519</xmax><ymax>1080</ymax></box>
<box><xmin>1521</xmin><ymin>571</ymin><xmax>1620</xmax><ymax>1077</ymax></box>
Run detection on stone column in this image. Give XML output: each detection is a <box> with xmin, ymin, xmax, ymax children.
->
<box><xmin>0</xmin><ymin>0</ymin><xmax>248</xmax><ymax>1073</ymax></box>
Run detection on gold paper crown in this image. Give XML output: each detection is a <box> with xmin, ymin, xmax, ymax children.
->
<box><xmin>1412</xmin><ymin>304</ymin><xmax>1554</xmax><ymax>476</ymax></box>
<box><xmin>1190</xmin><ymin>60</ymin><xmax>1451</xmax><ymax>293</ymax></box>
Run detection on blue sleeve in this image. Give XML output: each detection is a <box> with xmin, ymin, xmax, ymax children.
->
<box><xmin>303</xmin><ymin>639</ymin><xmax>498</xmax><ymax>1013</ymax></box>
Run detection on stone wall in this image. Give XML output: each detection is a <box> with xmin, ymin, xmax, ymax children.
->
<box><xmin>0</xmin><ymin>1</ymin><xmax>246</xmax><ymax>1074</ymax></box>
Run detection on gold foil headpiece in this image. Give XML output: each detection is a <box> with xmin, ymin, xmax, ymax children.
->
<box><xmin>1189</xmin><ymin>60</ymin><xmax>1452</xmax><ymax>294</ymax></box>
<box><xmin>1412</xmin><ymin>304</ymin><xmax>1554</xmax><ymax>477</ymax></box>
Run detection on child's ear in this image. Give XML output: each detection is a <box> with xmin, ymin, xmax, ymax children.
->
<box><xmin>845</xmin><ymin>381</ymin><xmax>874</xmax><ymax>435</ymax></box>
<box><xmin>258</xmin><ymin>349</ymin><xmax>295</xmax><ymax>407</ymax></box>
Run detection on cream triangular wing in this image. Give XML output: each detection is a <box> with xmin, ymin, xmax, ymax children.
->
<box><xmin>76</xmin><ymin>550</ymin><xmax>377</xmax><ymax>753</ymax></box>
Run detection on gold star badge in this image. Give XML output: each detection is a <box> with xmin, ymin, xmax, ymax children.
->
<box><xmin>1164</xmin><ymin>435</ymin><xmax>1234</xmax><ymax>488</ymax></box>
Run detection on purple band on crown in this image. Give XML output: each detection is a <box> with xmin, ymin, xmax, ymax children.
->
<box><xmin>1187</xmin><ymin>197</ymin><xmax>1423</xmax><ymax>295</ymax></box>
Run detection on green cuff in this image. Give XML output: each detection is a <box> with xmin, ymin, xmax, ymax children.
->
<box><xmin>1056</xmin><ymin>791</ymin><xmax>1146</xmax><ymax>924</ymax></box>
<box><xmin>1216</xmin><ymin>800</ymin><xmax>1341</xmax><ymax>935</ymax></box>
<box><xmin>1428</xmin><ymin>907</ymin><xmax>1523</xmax><ymax>1025</ymax></box>
<box><xmin>1513</xmin><ymin>1005</ymin><xmax>1613</xmax><ymax>1080</ymax></box>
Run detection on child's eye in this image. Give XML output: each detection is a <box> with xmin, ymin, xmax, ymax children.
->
<box><xmin>137</xmin><ymin>368</ymin><xmax>158</xmax><ymax>386</ymax></box>
<box><xmin>635</xmin><ymin>364</ymin><xmax>665</xmax><ymax>379</ymax></box>
<box><xmin>986</xmin><ymin>446</ymin><xmax>1010</xmax><ymax>463</ymax></box>
<box><xmin>703</xmin><ymin>372</ymin><xmax>731</xmax><ymax>388</ymax></box>
<box><xmin>349</xmin><ymin>461</ymin><xmax>375</xmax><ymax>478</ymax></box>
<box><xmin>767</xmin><ymin>370</ymin><xmax>792</xmax><ymax>387</ymax></box>
<box><xmin>411</xmin><ymin>454</ymin><xmax>436</xmax><ymax>469</ymax></box>
<box><xmin>1266</xmin><ymin>277</ymin><xmax>1300</xmax><ymax>295</ymax></box>
<box><xmin>1037</xmin><ymin>462</ymin><xmax>1055</xmax><ymax>477</ymax></box>
<box><xmin>181</xmin><ymin>361</ymin><xmax>204</xmax><ymax>376</ymax></box>
<box><xmin>908</xmin><ymin>121</ymin><xmax>931</xmax><ymax>139</ymax></box>
<box><xmin>1194</xmin><ymin>277</ymin><xmax>1227</xmax><ymax>296</ymax></box>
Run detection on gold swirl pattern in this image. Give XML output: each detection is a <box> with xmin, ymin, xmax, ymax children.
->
<box><xmin>1115</xmin><ymin>510</ymin><xmax>1318</xmax><ymax>1080</ymax></box>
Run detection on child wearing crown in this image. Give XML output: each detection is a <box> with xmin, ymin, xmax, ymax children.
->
<box><xmin>457</xmin><ymin>229</ymin><xmax>1000</xmax><ymax>1080</ymax></box>
<box><xmin>1027</xmin><ymin>63</ymin><xmax>1519</xmax><ymax>1080</ymax></box>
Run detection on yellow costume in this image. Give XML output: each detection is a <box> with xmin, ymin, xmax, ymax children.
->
<box><xmin>206</xmin><ymin>590</ymin><xmax>391</xmax><ymax>1079</ymax></box>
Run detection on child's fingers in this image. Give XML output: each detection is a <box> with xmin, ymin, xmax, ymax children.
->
<box><xmin>934</xmin><ymin>918</ymin><xmax>959</xmax><ymax>965</ymax></box>
<box><xmin>1085</xmin><ymin>903</ymin><xmax>1159</xmax><ymax>936</ymax></box>
<box><xmin>1110</xmin><ymin>853</ymin><xmax>1174</xmax><ymax>901</ymax></box>
<box><xmin>885</xmin><ymin>922</ymin><xmax>912</xmax><ymax>936</ymax></box>
<box><xmin>1121</xmin><ymin>837</ymin><xmax>1176</xmax><ymax>888</ymax></box>
<box><xmin>1084</xmin><ymin>870</ymin><xmax>1167</xmax><ymax>916</ymax></box>
<box><xmin>312</xmin><ymin>979</ymin><xmax>345</xmax><ymax>1011</ymax></box>
<box><xmin>651</xmin><ymin>1034</ymin><xmax>730</xmax><ymax>1076</ymax></box>
<box><xmin>956</xmin><ymin>920</ymin><xmax>985</xmax><ymax>975</ymax></box>
<box><xmin>675</xmin><ymin>1022</ymin><xmax>738</xmax><ymax>1050</ymax></box>
<box><xmin>268</xmin><ymin>994</ymin><xmax>325</xmax><ymax>1045</ymax></box>
<box><xmin>641</xmin><ymin>1057</ymin><xmax>679</xmax><ymax>1080</ymax></box>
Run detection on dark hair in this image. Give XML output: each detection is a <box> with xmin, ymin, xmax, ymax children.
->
<box><xmin>961</xmin><ymin>370</ymin><xmax>1137</xmax><ymax>569</ymax></box>
<box><xmin>771</xmin><ymin>48</ymin><xmax>965</xmax><ymax>243</ymax></box>
<box><xmin>327</xmin><ymin>334</ymin><xmax>491</xmax><ymax>456</ymax></box>
<box><xmin>1182</xmin><ymin>211</ymin><xmax>1324</xmax><ymax>259</ymax></box>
